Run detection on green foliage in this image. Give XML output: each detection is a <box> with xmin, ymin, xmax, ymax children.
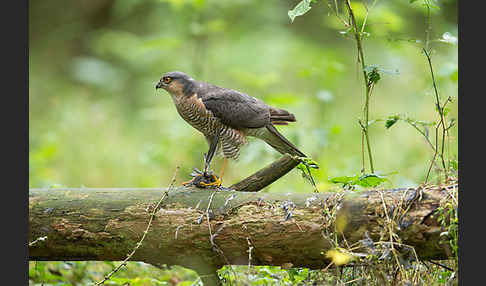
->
<box><xmin>367</xmin><ymin>67</ymin><xmax>381</xmax><ymax>85</ymax></box>
<box><xmin>219</xmin><ymin>266</ymin><xmax>310</xmax><ymax>285</ymax></box>
<box><xmin>449</xmin><ymin>158</ymin><xmax>458</xmax><ymax>171</ymax></box>
<box><xmin>29</xmin><ymin>261</ymin><xmax>200</xmax><ymax>286</ymax></box>
<box><xmin>437</xmin><ymin>270</ymin><xmax>454</xmax><ymax>284</ymax></box>
<box><xmin>384</xmin><ymin>114</ymin><xmax>435</xmax><ymax>136</ymax></box>
<box><xmin>297</xmin><ymin>157</ymin><xmax>319</xmax><ymax>170</ymax></box>
<box><xmin>294</xmin><ymin>156</ymin><xmax>320</xmax><ymax>191</ymax></box>
<box><xmin>328</xmin><ymin>173</ymin><xmax>388</xmax><ymax>190</ymax></box>
<box><xmin>385</xmin><ymin>115</ymin><xmax>400</xmax><ymax>129</ymax></box>
<box><xmin>437</xmin><ymin>200</ymin><xmax>458</xmax><ymax>261</ymax></box>
<box><xmin>288</xmin><ymin>0</ymin><xmax>313</xmax><ymax>23</ymax></box>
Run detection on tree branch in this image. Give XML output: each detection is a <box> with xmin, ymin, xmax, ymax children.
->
<box><xmin>29</xmin><ymin>184</ymin><xmax>456</xmax><ymax>279</ymax></box>
<box><xmin>230</xmin><ymin>153</ymin><xmax>301</xmax><ymax>192</ymax></box>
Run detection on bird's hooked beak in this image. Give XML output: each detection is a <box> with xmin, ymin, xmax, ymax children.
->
<box><xmin>155</xmin><ymin>81</ymin><xmax>164</xmax><ymax>89</ymax></box>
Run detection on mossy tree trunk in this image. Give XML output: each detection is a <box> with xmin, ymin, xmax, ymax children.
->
<box><xmin>29</xmin><ymin>184</ymin><xmax>456</xmax><ymax>285</ymax></box>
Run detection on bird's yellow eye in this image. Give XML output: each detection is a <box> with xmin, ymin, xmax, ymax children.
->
<box><xmin>163</xmin><ymin>77</ymin><xmax>172</xmax><ymax>84</ymax></box>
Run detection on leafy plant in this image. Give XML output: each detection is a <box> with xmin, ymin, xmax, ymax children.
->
<box><xmin>288</xmin><ymin>0</ymin><xmax>314</xmax><ymax>23</ymax></box>
<box><xmin>296</xmin><ymin>156</ymin><xmax>320</xmax><ymax>191</ymax></box>
<box><xmin>328</xmin><ymin>173</ymin><xmax>388</xmax><ymax>190</ymax></box>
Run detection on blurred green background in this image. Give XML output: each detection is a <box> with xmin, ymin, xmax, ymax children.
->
<box><xmin>29</xmin><ymin>0</ymin><xmax>458</xmax><ymax>192</ymax></box>
<box><xmin>29</xmin><ymin>0</ymin><xmax>458</xmax><ymax>284</ymax></box>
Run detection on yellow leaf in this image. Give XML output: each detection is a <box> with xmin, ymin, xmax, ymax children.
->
<box><xmin>325</xmin><ymin>249</ymin><xmax>353</xmax><ymax>266</ymax></box>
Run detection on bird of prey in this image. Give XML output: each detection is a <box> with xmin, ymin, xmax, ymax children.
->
<box><xmin>155</xmin><ymin>71</ymin><xmax>307</xmax><ymax>187</ymax></box>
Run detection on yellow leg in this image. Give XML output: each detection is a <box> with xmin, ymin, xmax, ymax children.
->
<box><xmin>199</xmin><ymin>158</ymin><xmax>227</xmax><ymax>188</ymax></box>
<box><xmin>184</xmin><ymin>158</ymin><xmax>228</xmax><ymax>188</ymax></box>
<box><xmin>220</xmin><ymin>157</ymin><xmax>228</xmax><ymax>178</ymax></box>
<box><xmin>182</xmin><ymin>178</ymin><xmax>195</xmax><ymax>185</ymax></box>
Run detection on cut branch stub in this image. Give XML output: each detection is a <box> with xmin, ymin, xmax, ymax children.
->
<box><xmin>230</xmin><ymin>153</ymin><xmax>301</xmax><ymax>192</ymax></box>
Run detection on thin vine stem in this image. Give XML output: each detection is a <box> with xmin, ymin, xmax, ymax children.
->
<box><xmin>94</xmin><ymin>166</ymin><xmax>179</xmax><ymax>285</ymax></box>
<box><xmin>423</xmin><ymin>48</ymin><xmax>447</xmax><ymax>183</ymax></box>
<box><xmin>345</xmin><ymin>0</ymin><xmax>375</xmax><ymax>174</ymax></box>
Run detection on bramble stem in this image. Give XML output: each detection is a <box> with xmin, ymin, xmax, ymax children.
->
<box><xmin>423</xmin><ymin>48</ymin><xmax>447</xmax><ymax>183</ymax></box>
<box><xmin>345</xmin><ymin>0</ymin><xmax>375</xmax><ymax>174</ymax></box>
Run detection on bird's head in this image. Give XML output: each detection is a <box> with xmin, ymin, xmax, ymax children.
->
<box><xmin>156</xmin><ymin>71</ymin><xmax>195</xmax><ymax>97</ymax></box>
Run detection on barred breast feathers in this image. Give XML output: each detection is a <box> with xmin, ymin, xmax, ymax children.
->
<box><xmin>176</xmin><ymin>93</ymin><xmax>217</xmax><ymax>135</ymax></box>
<box><xmin>219</xmin><ymin>125</ymin><xmax>247</xmax><ymax>160</ymax></box>
<box><xmin>177</xmin><ymin>93</ymin><xmax>247</xmax><ymax>160</ymax></box>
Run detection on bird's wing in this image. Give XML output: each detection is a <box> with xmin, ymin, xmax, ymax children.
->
<box><xmin>198</xmin><ymin>85</ymin><xmax>270</xmax><ymax>129</ymax></box>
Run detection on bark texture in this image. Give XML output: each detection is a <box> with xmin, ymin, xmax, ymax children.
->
<box><xmin>29</xmin><ymin>184</ymin><xmax>456</xmax><ymax>282</ymax></box>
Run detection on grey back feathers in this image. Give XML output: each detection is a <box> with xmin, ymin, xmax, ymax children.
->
<box><xmin>196</xmin><ymin>82</ymin><xmax>270</xmax><ymax>129</ymax></box>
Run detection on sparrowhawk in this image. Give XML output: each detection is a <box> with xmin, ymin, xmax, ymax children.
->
<box><xmin>155</xmin><ymin>71</ymin><xmax>307</xmax><ymax>187</ymax></box>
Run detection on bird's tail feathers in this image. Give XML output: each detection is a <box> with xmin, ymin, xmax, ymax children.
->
<box><xmin>269</xmin><ymin>107</ymin><xmax>296</xmax><ymax>124</ymax></box>
<box><xmin>263</xmin><ymin>124</ymin><xmax>306</xmax><ymax>158</ymax></box>
<box><xmin>261</xmin><ymin>124</ymin><xmax>317</xmax><ymax>189</ymax></box>
<box><xmin>271</xmin><ymin>120</ymin><xmax>289</xmax><ymax>126</ymax></box>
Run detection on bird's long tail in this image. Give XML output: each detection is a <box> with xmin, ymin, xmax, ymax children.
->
<box><xmin>263</xmin><ymin>124</ymin><xmax>318</xmax><ymax>189</ymax></box>
<box><xmin>262</xmin><ymin>124</ymin><xmax>306</xmax><ymax>158</ymax></box>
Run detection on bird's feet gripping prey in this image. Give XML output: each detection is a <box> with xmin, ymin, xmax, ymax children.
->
<box><xmin>182</xmin><ymin>168</ymin><xmax>222</xmax><ymax>188</ymax></box>
<box><xmin>182</xmin><ymin>148</ymin><xmax>226</xmax><ymax>189</ymax></box>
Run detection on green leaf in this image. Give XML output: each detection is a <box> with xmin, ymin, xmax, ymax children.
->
<box><xmin>423</xmin><ymin>2</ymin><xmax>440</xmax><ymax>9</ymax></box>
<box><xmin>385</xmin><ymin>115</ymin><xmax>400</xmax><ymax>129</ymax></box>
<box><xmin>450</xmin><ymin>70</ymin><xmax>458</xmax><ymax>82</ymax></box>
<box><xmin>355</xmin><ymin>174</ymin><xmax>388</xmax><ymax>187</ymax></box>
<box><xmin>442</xmin><ymin>107</ymin><xmax>450</xmax><ymax>116</ymax></box>
<box><xmin>328</xmin><ymin>175</ymin><xmax>359</xmax><ymax>185</ymax></box>
<box><xmin>296</xmin><ymin>156</ymin><xmax>319</xmax><ymax>190</ymax></box>
<box><xmin>436</xmin><ymin>104</ymin><xmax>450</xmax><ymax>116</ymax></box>
<box><xmin>409</xmin><ymin>0</ymin><xmax>418</xmax><ymax>3</ymax></box>
<box><xmin>450</xmin><ymin>159</ymin><xmax>458</xmax><ymax>171</ymax></box>
<box><xmin>369</xmin><ymin>72</ymin><xmax>381</xmax><ymax>84</ymax></box>
<box><xmin>329</xmin><ymin>173</ymin><xmax>388</xmax><ymax>188</ymax></box>
<box><xmin>298</xmin><ymin>157</ymin><xmax>320</xmax><ymax>169</ymax></box>
<box><xmin>288</xmin><ymin>0</ymin><xmax>312</xmax><ymax>23</ymax></box>
<box><xmin>364</xmin><ymin>66</ymin><xmax>381</xmax><ymax>85</ymax></box>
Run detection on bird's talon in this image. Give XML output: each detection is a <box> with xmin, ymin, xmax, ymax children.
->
<box><xmin>199</xmin><ymin>175</ymin><xmax>222</xmax><ymax>188</ymax></box>
<box><xmin>183</xmin><ymin>172</ymin><xmax>222</xmax><ymax>188</ymax></box>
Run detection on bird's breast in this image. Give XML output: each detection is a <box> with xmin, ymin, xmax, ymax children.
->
<box><xmin>174</xmin><ymin>94</ymin><xmax>247</xmax><ymax>159</ymax></box>
<box><xmin>175</xmin><ymin>94</ymin><xmax>219</xmax><ymax>136</ymax></box>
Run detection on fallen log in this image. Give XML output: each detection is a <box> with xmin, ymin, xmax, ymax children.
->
<box><xmin>29</xmin><ymin>183</ymin><xmax>457</xmax><ymax>285</ymax></box>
